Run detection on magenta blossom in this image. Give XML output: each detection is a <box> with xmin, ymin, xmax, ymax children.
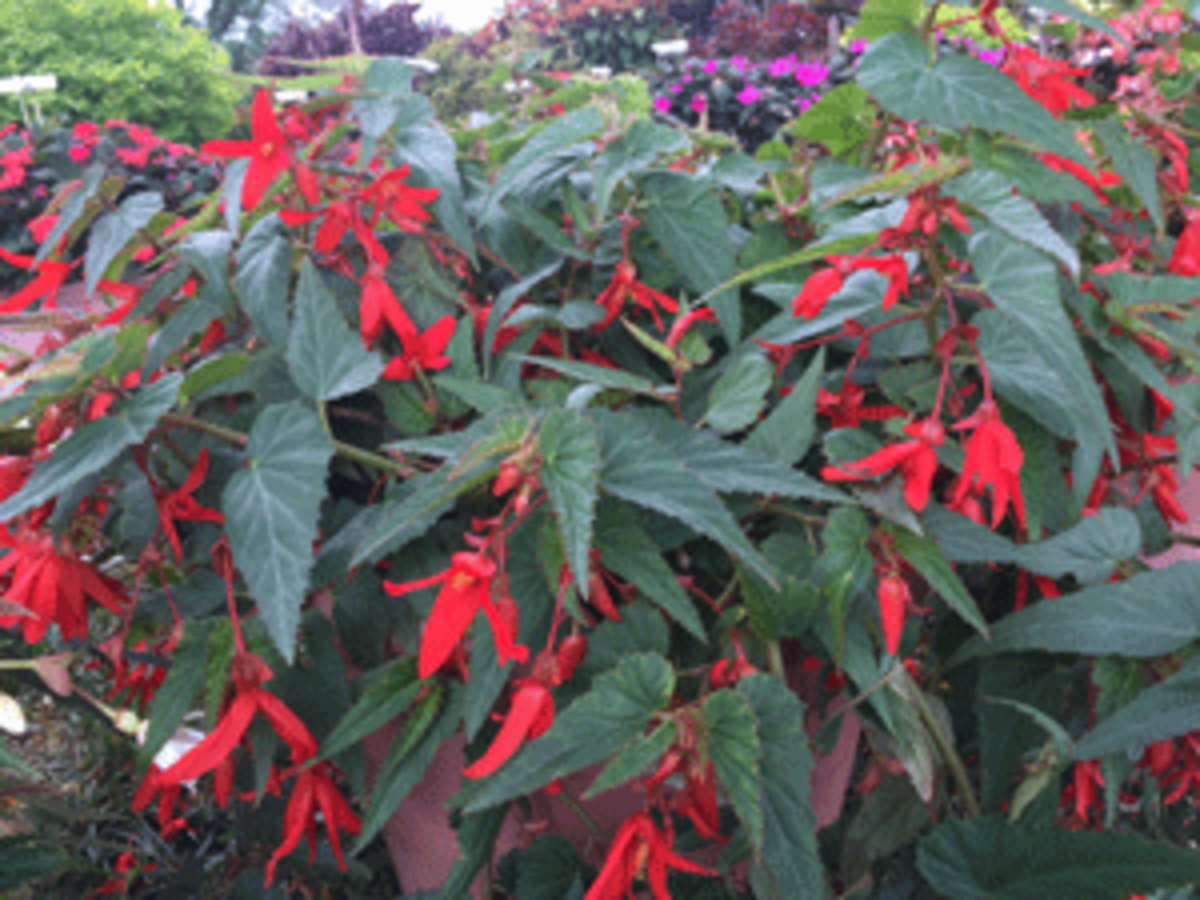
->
<box><xmin>795</xmin><ymin>63</ymin><xmax>829</xmax><ymax>87</ymax></box>
<box><xmin>737</xmin><ymin>85</ymin><xmax>762</xmax><ymax>106</ymax></box>
<box><xmin>768</xmin><ymin>55</ymin><xmax>798</xmax><ymax>78</ymax></box>
<box><xmin>653</xmin><ymin>96</ymin><xmax>672</xmax><ymax>114</ymax></box>
<box><xmin>978</xmin><ymin>48</ymin><xmax>1006</xmax><ymax>66</ymax></box>
<box><xmin>702</xmin><ymin>59</ymin><xmax>719</xmax><ymax>74</ymax></box>
<box><xmin>691</xmin><ymin>95</ymin><xmax>708</xmax><ymax>114</ymax></box>
<box><xmin>849</xmin><ymin>39</ymin><xmax>867</xmax><ymax>54</ymax></box>
<box><xmin>730</xmin><ymin>55</ymin><xmax>749</xmax><ymax>72</ymax></box>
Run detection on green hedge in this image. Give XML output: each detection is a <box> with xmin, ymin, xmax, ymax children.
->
<box><xmin>0</xmin><ymin>0</ymin><xmax>239</xmax><ymax>144</ymax></box>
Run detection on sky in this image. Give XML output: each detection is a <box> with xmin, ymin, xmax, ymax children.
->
<box><xmin>417</xmin><ymin>0</ymin><xmax>503</xmax><ymax>32</ymax></box>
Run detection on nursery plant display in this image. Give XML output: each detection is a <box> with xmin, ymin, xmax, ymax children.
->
<box><xmin>5</xmin><ymin>0</ymin><xmax>1200</xmax><ymax>897</ymax></box>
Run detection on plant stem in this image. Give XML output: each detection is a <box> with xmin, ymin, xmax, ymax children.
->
<box><xmin>765</xmin><ymin>640</ymin><xmax>785</xmax><ymax>679</ymax></box>
<box><xmin>910</xmin><ymin>683</ymin><xmax>982</xmax><ymax>818</ymax></box>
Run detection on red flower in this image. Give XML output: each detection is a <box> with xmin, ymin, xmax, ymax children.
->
<box><xmin>665</xmin><ymin>307</ymin><xmax>717</xmax><ymax>350</ymax></box>
<box><xmin>463</xmin><ymin>679</ymin><xmax>554</xmax><ymax>779</ymax></box>
<box><xmin>137</xmin><ymin>653</ymin><xmax>317</xmax><ymax>805</ymax></box>
<box><xmin>1062</xmin><ymin>759</ymin><xmax>1104</xmax><ymax>825</ymax></box>
<box><xmin>279</xmin><ymin>199</ymin><xmax>357</xmax><ymax>254</ymax></box>
<box><xmin>0</xmin><ymin>249</ymin><xmax>73</xmax><ymax>313</ymax></box>
<box><xmin>952</xmin><ymin>400</ymin><xmax>1025</xmax><ymax>529</ymax></box>
<box><xmin>265</xmin><ymin>761</ymin><xmax>361</xmax><ymax>886</ymax></box>
<box><xmin>792</xmin><ymin>266</ymin><xmax>844</xmax><ymax>319</ymax></box>
<box><xmin>584</xmin><ymin>812</ymin><xmax>717</xmax><ymax>900</ymax></box>
<box><xmin>876</xmin><ymin>571</ymin><xmax>918</xmax><ymax>657</ymax></box>
<box><xmin>384</xmin><ymin>550</ymin><xmax>529</xmax><ymax>680</ymax></box>
<box><xmin>1003</xmin><ymin>47</ymin><xmax>1095</xmax><ymax>118</ymax></box>
<box><xmin>150</xmin><ymin>450</ymin><xmax>226</xmax><ymax>564</ymax></box>
<box><xmin>816</xmin><ymin>383</ymin><xmax>907</xmax><ymax>429</ymax></box>
<box><xmin>644</xmin><ymin>747</ymin><xmax>726</xmax><ymax>844</ymax></box>
<box><xmin>1169</xmin><ymin>216</ymin><xmax>1200</xmax><ymax>277</ymax></box>
<box><xmin>792</xmin><ymin>254</ymin><xmax>909</xmax><ymax>319</ymax></box>
<box><xmin>821</xmin><ymin>417</ymin><xmax>945</xmax><ymax>512</ymax></box>
<box><xmin>595</xmin><ymin>261</ymin><xmax>680</xmax><ymax>330</ymax></box>
<box><xmin>0</xmin><ymin>530</ymin><xmax>129</xmax><ymax>643</ymax></box>
<box><xmin>361</xmin><ymin>165</ymin><xmax>440</xmax><ymax>234</ymax></box>
<box><xmin>202</xmin><ymin>90</ymin><xmax>292</xmax><ymax>210</ymax></box>
<box><xmin>382</xmin><ymin>316</ymin><xmax>456</xmax><ymax>381</ymax></box>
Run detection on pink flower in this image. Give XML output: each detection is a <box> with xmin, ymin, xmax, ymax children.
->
<box><xmin>702</xmin><ymin>59</ymin><xmax>719</xmax><ymax>74</ymax></box>
<box><xmin>68</xmin><ymin>145</ymin><xmax>92</xmax><ymax>164</ymax></box>
<box><xmin>768</xmin><ymin>56</ymin><xmax>798</xmax><ymax>78</ymax></box>
<box><xmin>653</xmin><ymin>96</ymin><xmax>672</xmax><ymax>114</ymax></box>
<box><xmin>795</xmin><ymin>63</ymin><xmax>829</xmax><ymax>87</ymax></box>
<box><xmin>690</xmin><ymin>95</ymin><xmax>708</xmax><ymax>114</ymax></box>
<box><xmin>737</xmin><ymin>85</ymin><xmax>762</xmax><ymax>106</ymax></box>
<box><xmin>668</xmin><ymin>83</ymin><xmax>683</xmax><ymax>94</ymax></box>
<box><xmin>730</xmin><ymin>55</ymin><xmax>749</xmax><ymax>72</ymax></box>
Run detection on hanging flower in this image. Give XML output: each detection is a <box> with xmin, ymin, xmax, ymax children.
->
<box><xmin>463</xmin><ymin>680</ymin><xmax>554</xmax><ymax>779</ymax></box>
<box><xmin>265</xmin><ymin>761</ymin><xmax>361</xmax><ymax>886</ymax></box>
<box><xmin>382</xmin><ymin>316</ymin><xmax>456</xmax><ymax>382</ymax></box>
<box><xmin>149</xmin><ymin>450</ymin><xmax>225</xmax><ymax>564</ymax></box>
<box><xmin>952</xmin><ymin>400</ymin><xmax>1025</xmax><ymax>529</ymax></box>
<box><xmin>361</xmin><ymin>165</ymin><xmax>440</xmax><ymax>234</ymax></box>
<box><xmin>594</xmin><ymin>260</ymin><xmax>679</xmax><ymax>330</ymax></box>
<box><xmin>585</xmin><ymin>812</ymin><xmax>717</xmax><ymax>900</ymax></box>
<box><xmin>821</xmin><ymin>417</ymin><xmax>945</xmax><ymax>513</ymax></box>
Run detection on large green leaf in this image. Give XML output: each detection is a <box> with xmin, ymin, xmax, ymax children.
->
<box><xmin>918</xmin><ymin>817</ymin><xmax>1200</xmax><ymax>900</ymax></box>
<box><xmin>593</xmin><ymin>500</ymin><xmax>706</xmax><ymax>641</ymax></box>
<box><xmin>955</xmin><ymin>562</ymin><xmax>1200</xmax><ymax>664</ymax></box>
<box><xmin>504</xmin><ymin>836</ymin><xmax>586</xmax><ymax>900</ymax></box>
<box><xmin>287</xmin><ymin>258</ymin><xmax>383</xmax><ymax>401</ymax></box>
<box><xmin>747</xmin><ymin>348</ymin><xmax>824</xmax><ymax>466</ymax></box>
<box><xmin>222</xmin><ymin>403</ymin><xmax>333</xmax><ymax>663</ymax></box>
<box><xmin>442</xmin><ymin>804</ymin><xmax>511</xmax><ymax>900</ymax></box>
<box><xmin>970</xmin><ymin>229</ymin><xmax>1115</xmax><ymax>492</ymax></box>
<box><xmin>642</xmin><ymin>171</ymin><xmax>740</xmax><ymax>345</ymax></box>
<box><xmin>857</xmin><ymin>32</ymin><xmax>1092</xmax><ymax>169</ymax></box>
<box><xmin>464</xmin><ymin>653</ymin><xmax>674</xmax><ymax>813</ymax></box>
<box><xmin>586</xmin><ymin>721</ymin><xmax>677</xmax><ymax>798</ymax></box>
<box><xmin>317</xmin><ymin>659</ymin><xmax>421</xmax><ymax>762</ymax></box>
<box><xmin>739</xmin><ymin>675</ymin><xmax>823</xmax><ymax>899</ymax></box>
<box><xmin>704</xmin><ymin>690</ymin><xmax>763</xmax><ymax>851</ymax></box>
<box><xmin>487</xmin><ymin>107</ymin><xmax>603</xmax><ymax>211</ymax></box>
<box><xmin>706</xmin><ymin>353</ymin><xmax>773</xmax><ymax>435</ymax></box>
<box><xmin>594</xmin><ymin>413</ymin><xmax>775</xmax><ymax>583</ymax></box>
<box><xmin>138</xmin><ymin>621</ymin><xmax>211</xmax><ymax>767</ymax></box>
<box><xmin>1075</xmin><ymin>657</ymin><xmax>1200</xmax><ymax>760</ymax></box>
<box><xmin>947</xmin><ymin>169</ymin><xmax>1080</xmax><ymax>279</ymax></box>
<box><xmin>395</xmin><ymin>125</ymin><xmax>476</xmax><ymax>264</ymax></box>
<box><xmin>594</xmin><ymin>120</ymin><xmax>689</xmax><ymax>220</ymax></box>
<box><xmin>538</xmin><ymin>410</ymin><xmax>600</xmax><ymax>595</ymax></box>
<box><xmin>234</xmin><ymin>213</ymin><xmax>291</xmax><ymax>350</ymax></box>
<box><xmin>0</xmin><ymin>373</ymin><xmax>181</xmax><ymax>520</ymax></box>
<box><xmin>86</xmin><ymin>191</ymin><xmax>163</xmax><ymax>294</ymax></box>
<box><xmin>1095</xmin><ymin>119</ymin><xmax>1163</xmax><ymax>233</ymax></box>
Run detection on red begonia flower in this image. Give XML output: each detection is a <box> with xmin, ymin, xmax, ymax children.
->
<box><xmin>361</xmin><ymin>165</ymin><xmax>440</xmax><ymax>234</ymax></box>
<box><xmin>279</xmin><ymin>199</ymin><xmax>358</xmax><ymax>255</ymax></box>
<box><xmin>821</xmin><ymin>417</ymin><xmax>945</xmax><ymax>513</ymax></box>
<box><xmin>877</xmin><ymin>571</ymin><xmax>915</xmax><ymax>657</ymax></box>
<box><xmin>265</xmin><ymin>761</ymin><xmax>361</xmax><ymax>886</ymax></box>
<box><xmin>1169</xmin><ymin>216</ymin><xmax>1200</xmax><ymax>277</ymax></box>
<box><xmin>0</xmin><ymin>530</ymin><xmax>129</xmax><ymax>643</ymax></box>
<box><xmin>1003</xmin><ymin>46</ymin><xmax>1095</xmax><ymax>118</ymax></box>
<box><xmin>817</xmin><ymin>383</ymin><xmax>907</xmax><ymax>429</ymax></box>
<box><xmin>152</xmin><ymin>449</ymin><xmax>226</xmax><ymax>564</ymax></box>
<box><xmin>384</xmin><ymin>550</ymin><xmax>529</xmax><ymax>680</ymax></box>
<box><xmin>0</xmin><ymin>249</ymin><xmax>73</xmax><ymax>313</ymax></box>
<box><xmin>382</xmin><ymin>316</ymin><xmax>456</xmax><ymax>382</ymax></box>
<box><xmin>202</xmin><ymin>90</ymin><xmax>292</xmax><ymax>210</ymax></box>
<box><xmin>792</xmin><ymin>266</ymin><xmax>844</xmax><ymax>319</ymax></box>
<box><xmin>595</xmin><ymin>260</ymin><xmax>680</xmax><ymax>330</ymax></box>
<box><xmin>952</xmin><ymin>400</ymin><xmax>1025</xmax><ymax>529</ymax></box>
<box><xmin>585</xmin><ymin>811</ymin><xmax>717</xmax><ymax>900</ymax></box>
<box><xmin>463</xmin><ymin>680</ymin><xmax>554</xmax><ymax>779</ymax></box>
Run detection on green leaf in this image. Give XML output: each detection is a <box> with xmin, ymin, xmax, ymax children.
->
<box><xmin>180</xmin><ymin>231</ymin><xmax>234</xmax><ymax>305</ymax></box>
<box><xmin>791</xmin><ymin>84</ymin><xmax>872</xmax><ymax>157</ymax></box>
<box><xmin>355</xmin><ymin>685</ymin><xmax>463</xmax><ymax>851</ymax></box>
<box><xmin>851</xmin><ymin>0</ymin><xmax>923</xmax><ymax>39</ymax></box>
<box><xmin>318</xmin><ymin>660</ymin><xmax>421</xmax><ymax>762</ymax></box>
<box><xmin>595</xmin><ymin>414</ymin><xmax>775</xmax><ymax>584</ymax></box>
<box><xmin>86</xmin><ymin>191</ymin><xmax>163</xmax><ymax>295</ymax></box>
<box><xmin>955</xmin><ymin>562</ymin><xmax>1200</xmax><ymax>664</ymax></box>
<box><xmin>234</xmin><ymin>213</ymin><xmax>292</xmax><ymax>350</ymax></box>
<box><xmin>442</xmin><ymin>805</ymin><xmax>511</xmax><ymax>900</ymax></box>
<box><xmin>970</xmin><ymin>229</ymin><xmax>1115</xmax><ymax>487</ymax></box>
<box><xmin>180</xmin><ymin>353</ymin><xmax>250</xmax><ymax>404</ymax></box>
<box><xmin>706</xmin><ymin>353</ymin><xmax>772</xmax><ymax>435</ymax></box>
<box><xmin>748</xmin><ymin>348</ymin><xmax>824</xmax><ymax>465</ymax></box>
<box><xmin>739</xmin><ymin>675</ymin><xmax>822</xmax><ymax>899</ymax></box>
<box><xmin>947</xmin><ymin>169</ymin><xmax>1080</xmax><ymax>279</ymax></box>
<box><xmin>0</xmin><ymin>373</ymin><xmax>181</xmax><ymax>520</ymax></box>
<box><xmin>857</xmin><ymin>32</ymin><xmax>1092</xmax><ymax>169</ymax></box>
<box><xmin>642</xmin><ymin>171</ymin><xmax>740</xmax><ymax>345</ymax></box>
<box><xmin>353</xmin><ymin>412</ymin><xmax>536</xmax><ymax>565</ymax></box>
<box><xmin>918</xmin><ymin>817</ymin><xmax>1200</xmax><ymax>900</ymax></box>
<box><xmin>464</xmin><ymin>653</ymin><xmax>674</xmax><ymax>813</ymax></box>
<box><xmin>515</xmin><ymin>355</ymin><xmax>671</xmax><ymax>398</ymax></box>
<box><xmin>888</xmin><ymin>526</ymin><xmax>989</xmax><ymax>639</ymax></box>
<box><xmin>483</xmin><ymin>261</ymin><xmax>563</xmax><ymax>365</ymax></box>
<box><xmin>1075</xmin><ymin>657</ymin><xmax>1200</xmax><ymax>760</ymax></box>
<box><xmin>585</xmin><ymin>721</ymin><xmax>677</xmax><ymax>798</ymax></box>
<box><xmin>139</xmin><ymin>621</ymin><xmax>211</xmax><ymax>767</ymax></box>
<box><xmin>594</xmin><ymin>120</ymin><xmax>689</xmax><ymax>220</ymax></box>
<box><xmin>487</xmin><ymin>107</ymin><xmax>604</xmax><ymax>210</ymax></box>
<box><xmin>395</xmin><ymin>124</ymin><xmax>476</xmax><ymax>264</ymax></box>
<box><xmin>1095</xmin><ymin>119</ymin><xmax>1163</xmax><ymax>232</ymax></box>
<box><xmin>538</xmin><ymin>410</ymin><xmax>600</xmax><ymax>594</ymax></box>
<box><xmin>705</xmin><ymin>690</ymin><xmax>763</xmax><ymax>851</ymax></box>
<box><xmin>222</xmin><ymin>403</ymin><xmax>333</xmax><ymax>663</ymax></box>
<box><xmin>34</xmin><ymin>171</ymin><xmax>98</xmax><ymax>265</ymax></box>
<box><xmin>594</xmin><ymin>500</ymin><xmax>706</xmax><ymax>641</ymax></box>
<box><xmin>505</xmin><ymin>836</ymin><xmax>585</xmax><ymax>900</ymax></box>
<box><xmin>287</xmin><ymin>258</ymin><xmax>384</xmax><ymax>401</ymax></box>
<box><xmin>1016</xmin><ymin>508</ymin><xmax>1141</xmax><ymax>584</ymax></box>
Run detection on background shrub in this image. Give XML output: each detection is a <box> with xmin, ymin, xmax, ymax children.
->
<box><xmin>0</xmin><ymin>0</ymin><xmax>239</xmax><ymax>145</ymax></box>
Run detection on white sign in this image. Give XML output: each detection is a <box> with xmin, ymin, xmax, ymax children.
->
<box><xmin>0</xmin><ymin>74</ymin><xmax>57</xmax><ymax>95</ymax></box>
